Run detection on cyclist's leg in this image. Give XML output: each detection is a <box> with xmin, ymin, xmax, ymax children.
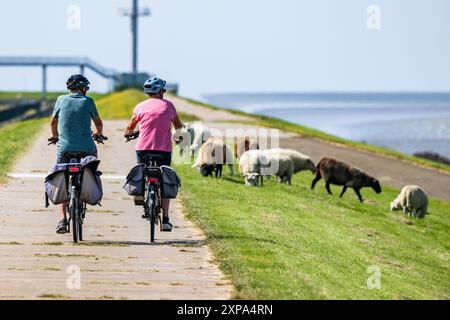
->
<box><xmin>56</xmin><ymin>153</ymin><xmax>69</xmax><ymax>233</ymax></box>
<box><xmin>158</xmin><ymin>151</ymin><xmax>173</xmax><ymax>231</ymax></box>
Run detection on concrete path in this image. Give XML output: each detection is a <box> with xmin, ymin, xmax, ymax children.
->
<box><xmin>0</xmin><ymin>120</ymin><xmax>232</xmax><ymax>300</ymax></box>
<box><xmin>171</xmin><ymin>94</ymin><xmax>450</xmax><ymax>202</ymax></box>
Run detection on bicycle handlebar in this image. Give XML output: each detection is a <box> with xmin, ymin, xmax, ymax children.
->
<box><xmin>47</xmin><ymin>134</ymin><xmax>108</xmax><ymax>145</ymax></box>
<box><xmin>124</xmin><ymin>131</ymin><xmax>140</xmax><ymax>142</ymax></box>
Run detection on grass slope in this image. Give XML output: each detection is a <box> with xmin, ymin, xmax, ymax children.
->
<box><xmin>175</xmin><ymin>163</ymin><xmax>450</xmax><ymax>299</ymax></box>
<box><xmin>0</xmin><ymin>119</ymin><xmax>46</xmax><ymax>182</ymax></box>
<box><xmin>180</xmin><ymin>96</ymin><xmax>450</xmax><ymax>174</ymax></box>
<box><xmin>96</xmin><ymin>89</ymin><xmax>199</xmax><ymax>122</ymax></box>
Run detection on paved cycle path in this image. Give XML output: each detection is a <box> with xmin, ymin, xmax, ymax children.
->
<box><xmin>0</xmin><ymin>120</ymin><xmax>232</xmax><ymax>299</ymax></box>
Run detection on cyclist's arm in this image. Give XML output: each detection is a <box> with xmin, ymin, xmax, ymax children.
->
<box><xmin>172</xmin><ymin>114</ymin><xmax>183</xmax><ymax>130</ymax></box>
<box><xmin>92</xmin><ymin>116</ymin><xmax>103</xmax><ymax>136</ymax></box>
<box><xmin>50</xmin><ymin>116</ymin><xmax>59</xmax><ymax>139</ymax></box>
<box><xmin>125</xmin><ymin>114</ymin><xmax>139</xmax><ymax>136</ymax></box>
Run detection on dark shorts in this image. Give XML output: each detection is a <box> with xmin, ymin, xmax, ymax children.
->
<box><xmin>136</xmin><ymin>150</ymin><xmax>172</xmax><ymax>167</ymax></box>
<box><xmin>57</xmin><ymin>150</ymin><xmax>98</xmax><ymax>164</ymax></box>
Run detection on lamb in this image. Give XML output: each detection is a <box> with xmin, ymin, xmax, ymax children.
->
<box><xmin>239</xmin><ymin>150</ymin><xmax>294</xmax><ymax>186</ymax></box>
<box><xmin>264</xmin><ymin>148</ymin><xmax>315</xmax><ymax>174</ymax></box>
<box><xmin>311</xmin><ymin>157</ymin><xmax>382</xmax><ymax>202</ymax></box>
<box><xmin>234</xmin><ymin>137</ymin><xmax>259</xmax><ymax>159</ymax></box>
<box><xmin>390</xmin><ymin>185</ymin><xmax>428</xmax><ymax>219</ymax></box>
<box><xmin>193</xmin><ymin>136</ymin><xmax>234</xmax><ymax>177</ymax></box>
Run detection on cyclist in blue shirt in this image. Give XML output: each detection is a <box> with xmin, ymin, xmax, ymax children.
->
<box><xmin>50</xmin><ymin>74</ymin><xmax>104</xmax><ymax>234</ymax></box>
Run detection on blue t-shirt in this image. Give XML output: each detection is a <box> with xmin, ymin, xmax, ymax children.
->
<box><xmin>52</xmin><ymin>93</ymin><xmax>99</xmax><ymax>156</ymax></box>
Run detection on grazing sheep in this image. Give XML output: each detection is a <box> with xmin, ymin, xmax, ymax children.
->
<box><xmin>311</xmin><ymin>157</ymin><xmax>382</xmax><ymax>202</ymax></box>
<box><xmin>173</xmin><ymin>123</ymin><xmax>211</xmax><ymax>156</ymax></box>
<box><xmin>263</xmin><ymin>153</ymin><xmax>294</xmax><ymax>185</ymax></box>
<box><xmin>264</xmin><ymin>148</ymin><xmax>315</xmax><ymax>174</ymax></box>
<box><xmin>193</xmin><ymin>137</ymin><xmax>234</xmax><ymax>176</ymax></box>
<box><xmin>234</xmin><ymin>137</ymin><xmax>259</xmax><ymax>159</ymax></box>
<box><xmin>239</xmin><ymin>150</ymin><xmax>294</xmax><ymax>186</ymax></box>
<box><xmin>390</xmin><ymin>185</ymin><xmax>428</xmax><ymax>219</ymax></box>
<box><xmin>189</xmin><ymin>123</ymin><xmax>211</xmax><ymax>155</ymax></box>
<box><xmin>239</xmin><ymin>150</ymin><xmax>265</xmax><ymax>186</ymax></box>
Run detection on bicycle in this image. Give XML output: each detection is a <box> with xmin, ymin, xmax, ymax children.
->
<box><xmin>125</xmin><ymin>131</ymin><xmax>163</xmax><ymax>243</ymax></box>
<box><xmin>47</xmin><ymin>134</ymin><xmax>107</xmax><ymax>243</ymax></box>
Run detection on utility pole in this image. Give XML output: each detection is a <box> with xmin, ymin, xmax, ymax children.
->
<box><xmin>120</xmin><ymin>0</ymin><xmax>150</xmax><ymax>74</ymax></box>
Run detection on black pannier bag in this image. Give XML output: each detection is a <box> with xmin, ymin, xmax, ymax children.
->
<box><xmin>160</xmin><ymin>165</ymin><xmax>181</xmax><ymax>199</ymax></box>
<box><xmin>123</xmin><ymin>164</ymin><xmax>146</xmax><ymax>196</ymax></box>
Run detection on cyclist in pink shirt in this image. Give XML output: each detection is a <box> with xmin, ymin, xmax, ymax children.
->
<box><xmin>124</xmin><ymin>77</ymin><xmax>183</xmax><ymax>231</ymax></box>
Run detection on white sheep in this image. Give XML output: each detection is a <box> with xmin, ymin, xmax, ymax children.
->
<box><xmin>239</xmin><ymin>150</ymin><xmax>294</xmax><ymax>186</ymax></box>
<box><xmin>390</xmin><ymin>185</ymin><xmax>429</xmax><ymax>219</ymax></box>
<box><xmin>172</xmin><ymin>122</ymin><xmax>211</xmax><ymax>157</ymax></box>
<box><xmin>239</xmin><ymin>150</ymin><xmax>266</xmax><ymax>186</ymax></box>
<box><xmin>263</xmin><ymin>152</ymin><xmax>294</xmax><ymax>185</ymax></box>
<box><xmin>189</xmin><ymin>123</ymin><xmax>211</xmax><ymax>155</ymax></box>
<box><xmin>193</xmin><ymin>136</ymin><xmax>234</xmax><ymax>176</ymax></box>
<box><xmin>264</xmin><ymin>148</ymin><xmax>315</xmax><ymax>174</ymax></box>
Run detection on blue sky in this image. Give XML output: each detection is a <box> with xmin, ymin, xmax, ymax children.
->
<box><xmin>0</xmin><ymin>0</ymin><xmax>449</xmax><ymax>99</ymax></box>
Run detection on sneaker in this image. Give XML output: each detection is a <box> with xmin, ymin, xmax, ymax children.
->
<box><xmin>56</xmin><ymin>219</ymin><xmax>69</xmax><ymax>234</ymax></box>
<box><xmin>162</xmin><ymin>218</ymin><xmax>173</xmax><ymax>232</ymax></box>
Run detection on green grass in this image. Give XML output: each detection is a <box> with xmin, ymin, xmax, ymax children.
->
<box><xmin>180</xmin><ymin>96</ymin><xmax>450</xmax><ymax>173</ymax></box>
<box><xmin>175</xmin><ymin>163</ymin><xmax>450</xmax><ymax>299</ymax></box>
<box><xmin>0</xmin><ymin>118</ymin><xmax>47</xmax><ymax>183</ymax></box>
<box><xmin>97</xmin><ymin>89</ymin><xmax>199</xmax><ymax>122</ymax></box>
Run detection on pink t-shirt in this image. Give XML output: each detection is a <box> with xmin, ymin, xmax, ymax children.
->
<box><xmin>133</xmin><ymin>98</ymin><xmax>178</xmax><ymax>152</ymax></box>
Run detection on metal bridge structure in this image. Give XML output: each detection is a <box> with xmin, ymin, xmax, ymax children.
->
<box><xmin>0</xmin><ymin>56</ymin><xmax>119</xmax><ymax>101</ymax></box>
<box><xmin>0</xmin><ymin>56</ymin><xmax>178</xmax><ymax>101</ymax></box>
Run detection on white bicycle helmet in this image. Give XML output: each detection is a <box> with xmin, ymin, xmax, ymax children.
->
<box><xmin>143</xmin><ymin>77</ymin><xmax>166</xmax><ymax>94</ymax></box>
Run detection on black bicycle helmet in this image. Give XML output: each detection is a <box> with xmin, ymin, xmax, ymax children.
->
<box><xmin>66</xmin><ymin>74</ymin><xmax>90</xmax><ymax>90</ymax></box>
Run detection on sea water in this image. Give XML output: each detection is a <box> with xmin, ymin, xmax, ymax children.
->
<box><xmin>204</xmin><ymin>93</ymin><xmax>450</xmax><ymax>158</ymax></box>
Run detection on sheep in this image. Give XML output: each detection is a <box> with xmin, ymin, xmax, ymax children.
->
<box><xmin>172</xmin><ymin>123</ymin><xmax>211</xmax><ymax>157</ymax></box>
<box><xmin>311</xmin><ymin>157</ymin><xmax>382</xmax><ymax>202</ymax></box>
<box><xmin>390</xmin><ymin>185</ymin><xmax>428</xmax><ymax>219</ymax></box>
<box><xmin>189</xmin><ymin>123</ymin><xmax>211</xmax><ymax>155</ymax></box>
<box><xmin>264</xmin><ymin>148</ymin><xmax>315</xmax><ymax>174</ymax></box>
<box><xmin>193</xmin><ymin>137</ymin><xmax>234</xmax><ymax>177</ymax></box>
<box><xmin>263</xmin><ymin>153</ymin><xmax>294</xmax><ymax>185</ymax></box>
<box><xmin>239</xmin><ymin>150</ymin><xmax>266</xmax><ymax>186</ymax></box>
<box><xmin>234</xmin><ymin>137</ymin><xmax>259</xmax><ymax>159</ymax></box>
<box><xmin>239</xmin><ymin>150</ymin><xmax>294</xmax><ymax>186</ymax></box>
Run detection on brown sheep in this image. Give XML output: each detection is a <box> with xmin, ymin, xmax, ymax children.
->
<box><xmin>234</xmin><ymin>137</ymin><xmax>259</xmax><ymax>159</ymax></box>
<box><xmin>311</xmin><ymin>157</ymin><xmax>382</xmax><ymax>202</ymax></box>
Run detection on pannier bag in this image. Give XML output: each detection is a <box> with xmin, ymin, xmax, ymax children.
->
<box><xmin>79</xmin><ymin>156</ymin><xmax>103</xmax><ymax>206</ymax></box>
<box><xmin>123</xmin><ymin>164</ymin><xmax>146</xmax><ymax>196</ymax></box>
<box><xmin>160</xmin><ymin>165</ymin><xmax>181</xmax><ymax>199</ymax></box>
<box><xmin>45</xmin><ymin>164</ymin><xmax>69</xmax><ymax>205</ymax></box>
<box><xmin>80</xmin><ymin>168</ymin><xmax>103</xmax><ymax>205</ymax></box>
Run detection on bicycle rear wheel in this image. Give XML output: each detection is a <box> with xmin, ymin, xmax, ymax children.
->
<box><xmin>150</xmin><ymin>212</ymin><xmax>156</xmax><ymax>243</ymax></box>
<box><xmin>148</xmin><ymin>183</ymin><xmax>158</xmax><ymax>243</ymax></box>
<box><xmin>71</xmin><ymin>200</ymin><xmax>79</xmax><ymax>243</ymax></box>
